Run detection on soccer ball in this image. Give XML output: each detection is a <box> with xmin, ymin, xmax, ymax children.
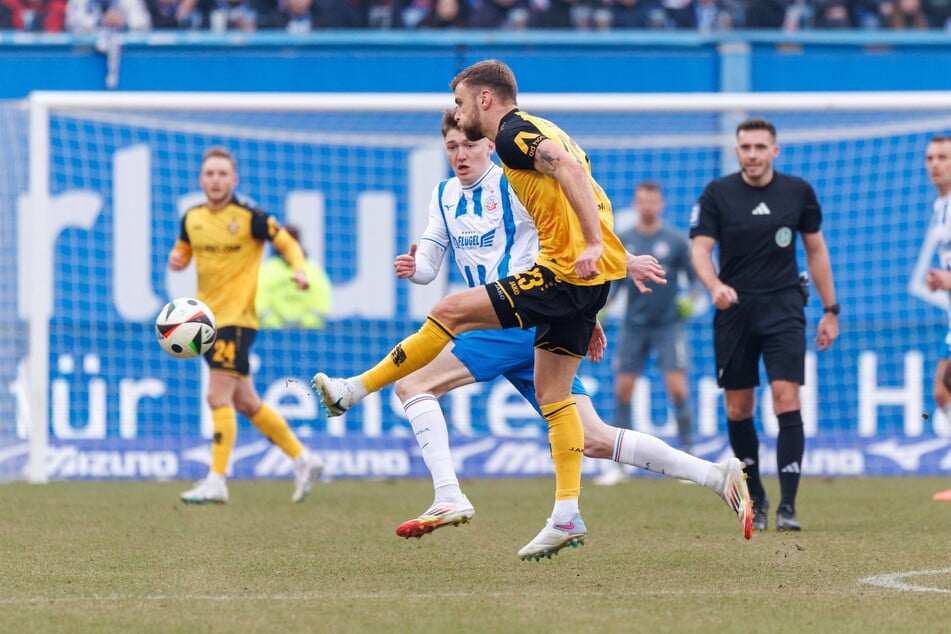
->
<box><xmin>155</xmin><ymin>297</ymin><xmax>217</xmax><ymax>359</ymax></box>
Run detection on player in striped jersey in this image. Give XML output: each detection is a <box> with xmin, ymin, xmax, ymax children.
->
<box><xmin>312</xmin><ymin>58</ymin><xmax>664</xmax><ymax>558</ymax></box>
<box><xmin>916</xmin><ymin>135</ymin><xmax>951</xmax><ymax>502</ymax></box>
<box><xmin>389</xmin><ymin>111</ymin><xmax>753</xmax><ymax>544</ymax></box>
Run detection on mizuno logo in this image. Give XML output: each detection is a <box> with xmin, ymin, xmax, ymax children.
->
<box><xmin>752</xmin><ymin>202</ymin><xmax>771</xmax><ymax>216</ymax></box>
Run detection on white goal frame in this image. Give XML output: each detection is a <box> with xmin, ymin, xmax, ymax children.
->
<box><xmin>24</xmin><ymin>89</ymin><xmax>951</xmax><ymax>483</ymax></box>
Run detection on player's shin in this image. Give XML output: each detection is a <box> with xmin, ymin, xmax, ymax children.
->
<box><xmin>403</xmin><ymin>394</ymin><xmax>462</xmax><ymax>501</ymax></box>
<box><xmin>360</xmin><ymin>317</ymin><xmax>455</xmax><ymax>393</ymax></box>
<box><xmin>541</xmin><ymin>398</ymin><xmax>584</xmax><ymax>522</ymax></box>
<box><xmin>210</xmin><ymin>406</ymin><xmax>237</xmax><ymax>476</ymax></box>
<box><xmin>250</xmin><ymin>403</ymin><xmax>304</xmax><ymax>458</ymax></box>
<box><xmin>612</xmin><ymin>428</ymin><xmax>717</xmax><ymax>487</ymax></box>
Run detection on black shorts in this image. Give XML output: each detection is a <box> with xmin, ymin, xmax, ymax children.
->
<box><xmin>488</xmin><ymin>265</ymin><xmax>611</xmax><ymax>358</ymax></box>
<box><xmin>713</xmin><ymin>287</ymin><xmax>805</xmax><ymax>390</ymax></box>
<box><xmin>203</xmin><ymin>325</ymin><xmax>256</xmax><ymax>377</ymax></box>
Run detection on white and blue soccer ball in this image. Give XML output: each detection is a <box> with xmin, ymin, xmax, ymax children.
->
<box><xmin>155</xmin><ymin>297</ymin><xmax>217</xmax><ymax>359</ymax></box>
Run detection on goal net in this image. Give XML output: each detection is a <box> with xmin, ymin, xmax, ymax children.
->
<box><xmin>3</xmin><ymin>91</ymin><xmax>951</xmax><ymax>483</ymax></box>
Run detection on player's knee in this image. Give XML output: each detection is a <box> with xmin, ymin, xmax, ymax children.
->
<box><xmin>394</xmin><ymin>377</ymin><xmax>415</xmax><ymax>401</ymax></box>
<box><xmin>669</xmin><ymin>388</ymin><xmax>689</xmax><ymax>404</ymax></box>
<box><xmin>430</xmin><ymin>295</ymin><xmax>472</xmax><ymax>331</ymax></box>
<box><xmin>206</xmin><ymin>393</ymin><xmax>228</xmax><ymax>410</ymax></box>
<box><xmin>233</xmin><ymin>395</ymin><xmax>260</xmax><ymax>418</ymax></box>
<box><xmin>583</xmin><ymin>435</ymin><xmax>611</xmax><ymax>459</ymax></box>
<box><xmin>941</xmin><ymin>366</ymin><xmax>951</xmax><ymax>396</ymax></box>
<box><xmin>725</xmin><ymin>403</ymin><xmax>752</xmax><ymax>421</ymax></box>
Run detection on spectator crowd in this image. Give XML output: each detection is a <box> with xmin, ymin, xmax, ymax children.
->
<box><xmin>2</xmin><ymin>0</ymin><xmax>949</xmax><ymax>37</ymax></box>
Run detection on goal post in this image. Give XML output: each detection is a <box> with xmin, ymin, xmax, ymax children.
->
<box><xmin>8</xmin><ymin>90</ymin><xmax>951</xmax><ymax>483</ymax></box>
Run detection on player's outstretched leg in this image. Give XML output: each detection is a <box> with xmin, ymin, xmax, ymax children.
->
<box><xmin>716</xmin><ymin>457</ymin><xmax>753</xmax><ymax>540</ymax></box>
<box><xmin>312</xmin><ymin>373</ymin><xmax>362</xmax><ymax>417</ymax></box>
<box><xmin>292</xmin><ymin>451</ymin><xmax>325</xmax><ymax>503</ymax></box>
<box><xmin>395</xmin><ymin>496</ymin><xmax>475</xmax><ymax>539</ymax></box>
<box><xmin>517</xmin><ymin>514</ymin><xmax>587</xmax><ymax>561</ymax></box>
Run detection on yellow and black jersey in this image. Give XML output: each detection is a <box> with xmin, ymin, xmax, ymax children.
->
<box><xmin>494</xmin><ymin>108</ymin><xmax>627</xmax><ymax>286</ymax></box>
<box><xmin>170</xmin><ymin>197</ymin><xmax>305</xmax><ymax>329</ymax></box>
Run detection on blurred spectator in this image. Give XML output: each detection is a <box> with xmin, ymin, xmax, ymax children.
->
<box><xmin>813</xmin><ymin>0</ymin><xmax>852</xmax><ymax>27</ymax></box>
<box><xmin>202</xmin><ymin>0</ymin><xmax>269</xmax><ymax>31</ymax></box>
<box><xmin>313</xmin><ymin>0</ymin><xmax>363</xmax><ymax>27</ymax></box>
<box><xmin>850</xmin><ymin>0</ymin><xmax>883</xmax><ymax>28</ymax></box>
<box><xmin>1</xmin><ymin>0</ymin><xmax>67</xmax><ymax>30</ymax></box>
<box><xmin>883</xmin><ymin>0</ymin><xmax>931</xmax><ymax>27</ymax></box>
<box><xmin>364</xmin><ymin>0</ymin><xmax>404</xmax><ymax>28</ymax></box>
<box><xmin>256</xmin><ymin>224</ymin><xmax>333</xmax><ymax>330</ymax></box>
<box><xmin>401</xmin><ymin>0</ymin><xmax>431</xmax><ymax>27</ymax></box>
<box><xmin>417</xmin><ymin>0</ymin><xmax>469</xmax><ymax>27</ymax></box>
<box><xmin>65</xmin><ymin>0</ymin><xmax>151</xmax><ymax>32</ymax></box>
<box><xmin>610</xmin><ymin>0</ymin><xmax>668</xmax><ymax>29</ymax></box>
<box><xmin>741</xmin><ymin>0</ymin><xmax>786</xmax><ymax>28</ymax></box>
<box><xmin>665</xmin><ymin>0</ymin><xmax>735</xmax><ymax>30</ymax></box>
<box><xmin>533</xmin><ymin>0</ymin><xmax>606</xmax><ymax>29</ymax></box>
<box><xmin>146</xmin><ymin>0</ymin><xmax>201</xmax><ymax>28</ymax></box>
<box><xmin>269</xmin><ymin>0</ymin><xmax>316</xmax><ymax>31</ymax></box>
<box><xmin>923</xmin><ymin>0</ymin><xmax>951</xmax><ymax>28</ymax></box>
<box><xmin>780</xmin><ymin>0</ymin><xmax>812</xmax><ymax>29</ymax></box>
<box><xmin>470</xmin><ymin>0</ymin><xmax>531</xmax><ymax>28</ymax></box>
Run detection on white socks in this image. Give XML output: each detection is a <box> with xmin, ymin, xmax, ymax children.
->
<box><xmin>612</xmin><ymin>429</ymin><xmax>720</xmax><ymax>490</ymax></box>
<box><xmin>551</xmin><ymin>499</ymin><xmax>580</xmax><ymax>525</ymax></box>
<box><xmin>403</xmin><ymin>394</ymin><xmax>463</xmax><ymax>503</ymax></box>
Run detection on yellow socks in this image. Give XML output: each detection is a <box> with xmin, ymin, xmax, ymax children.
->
<box><xmin>210</xmin><ymin>406</ymin><xmax>237</xmax><ymax>476</ymax></box>
<box><xmin>360</xmin><ymin>316</ymin><xmax>455</xmax><ymax>393</ymax></box>
<box><xmin>251</xmin><ymin>403</ymin><xmax>304</xmax><ymax>459</ymax></box>
<box><xmin>540</xmin><ymin>398</ymin><xmax>584</xmax><ymax>501</ymax></box>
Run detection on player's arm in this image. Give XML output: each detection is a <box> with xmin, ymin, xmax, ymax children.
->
<box><xmin>690</xmin><ymin>235</ymin><xmax>736</xmax><ymax>309</ymax></box>
<box><xmin>926</xmin><ymin>269</ymin><xmax>951</xmax><ymax>291</ymax></box>
<box><xmin>533</xmin><ymin>138</ymin><xmax>603</xmax><ymax>280</ymax></box>
<box><xmin>689</xmin><ymin>187</ymin><xmax>736</xmax><ymax>309</ymax></box>
<box><xmin>396</xmin><ymin>240</ymin><xmax>447</xmax><ymax>284</ymax></box>
<box><xmin>624</xmin><ymin>249</ymin><xmax>666</xmax><ymax>293</ymax></box>
<box><xmin>587</xmin><ymin>319</ymin><xmax>607</xmax><ymax>364</ymax></box>
<box><xmin>396</xmin><ymin>187</ymin><xmax>449</xmax><ymax>284</ymax></box>
<box><xmin>802</xmin><ymin>230</ymin><xmax>839</xmax><ymax>351</ymax></box>
<box><xmin>168</xmin><ymin>215</ymin><xmax>192</xmax><ymax>270</ymax></box>
<box><xmin>267</xmin><ymin>221</ymin><xmax>310</xmax><ymax>291</ymax></box>
<box><xmin>910</xmin><ymin>213</ymin><xmax>951</xmax><ymax>309</ymax></box>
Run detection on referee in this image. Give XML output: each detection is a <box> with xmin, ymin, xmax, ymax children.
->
<box><xmin>689</xmin><ymin>118</ymin><xmax>839</xmax><ymax>532</ymax></box>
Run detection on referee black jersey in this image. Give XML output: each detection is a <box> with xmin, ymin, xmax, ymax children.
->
<box><xmin>689</xmin><ymin>171</ymin><xmax>822</xmax><ymax>294</ymax></box>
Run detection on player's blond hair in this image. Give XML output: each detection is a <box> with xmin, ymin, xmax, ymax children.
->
<box><xmin>202</xmin><ymin>146</ymin><xmax>237</xmax><ymax>169</ymax></box>
<box><xmin>450</xmin><ymin>59</ymin><xmax>518</xmax><ymax>104</ymax></box>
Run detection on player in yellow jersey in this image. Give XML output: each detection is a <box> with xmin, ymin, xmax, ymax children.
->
<box><xmin>312</xmin><ymin>60</ymin><xmax>667</xmax><ymax>560</ymax></box>
<box><xmin>168</xmin><ymin>147</ymin><xmax>324</xmax><ymax>505</ymax></box>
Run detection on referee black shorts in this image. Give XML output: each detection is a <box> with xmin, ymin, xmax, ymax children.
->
<box><xmin>713</xmin><ymin>287</ymin><xmax>805</xmax><ymax>390</ymax></box>
<box><xmin>488</xmin><ymin>264</ymin><xmax>610</xmax><ymax>358</ymax></box>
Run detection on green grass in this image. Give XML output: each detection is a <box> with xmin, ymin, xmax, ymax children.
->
<box><xmin>2</xmin><ymin>476</ymin><xmax>950</xmax><ymax>633</ymax></box>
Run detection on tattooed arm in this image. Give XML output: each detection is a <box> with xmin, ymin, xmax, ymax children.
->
<box><xmin>532</xmin><ymin>138</ymin><xmax>604</xmax><ymax>280</ymax></box>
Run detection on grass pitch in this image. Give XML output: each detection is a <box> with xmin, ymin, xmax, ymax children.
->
<box><xmin>2</xmin><ymin>476</ymin><xmax>949</xmax><ymax>633</ymax></box>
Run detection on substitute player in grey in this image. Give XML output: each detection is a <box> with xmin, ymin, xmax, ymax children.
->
<box><xmin>689</xmin><ymin>117</ymin><xmax>839</xmax><ymax>532</ymax></box>
<box><xmin>596</xmin><ymin>181</ymin><xmax>700</xmax><ymax>486</ymax></box>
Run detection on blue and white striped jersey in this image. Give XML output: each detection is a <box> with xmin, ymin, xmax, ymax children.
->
<box><xmin>929</xmin><ymin>194</ymin><xmax>951</xmax><ymax>290</ymax></box>
<box><xmin>413</xmin><ymin>163</ymin><xmax>538</xmax><ymax>287</ymax></box>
